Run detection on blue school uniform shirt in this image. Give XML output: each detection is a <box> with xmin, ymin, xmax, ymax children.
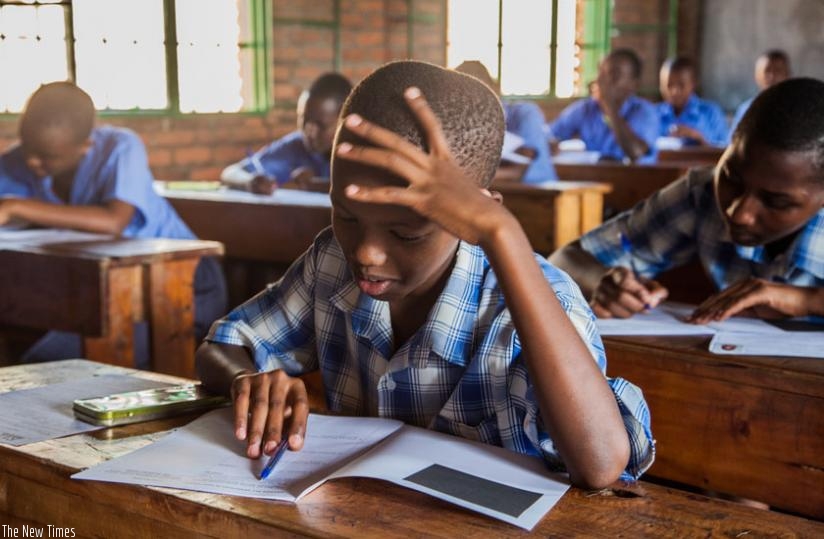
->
<box><xmin>503</xmin><ymin>101</ymin><xmax>557</xmax><ymax>182</ymax></box>
<box><xmin>240</xmin><ymin>130</ymin><xmax>330</xmax><ymax>184</ymax></box>
<box><xmin>657</xmin><ymin>94</ymin><xmax>728</xmax><ymax>147</ymax></box>
<box><xmin>0</xmin><ymin>125</ymin><xmax>194</xmax><ymax>240</ymax></box>
<box><xmin>728</xmin><ymin>96</ymin><xmax>754</xmax><ymax>144</ymax></box>
<box><xmin>547</xmin><ymin>96</ymin><xmax>659</xmax><ymax>163</ymax></box>
<box><xmin>578</xmin><ymin>167</ymin><xmax>824</xmax><ymax>289</ymax></box>
<box><xmin>207</xmin><ymin>227</ymin><xmax>655</xmax><ymax>480</ymax></box>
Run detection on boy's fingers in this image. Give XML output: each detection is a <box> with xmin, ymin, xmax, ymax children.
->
<box><xmin>336</xmin><ymin>142</ymin><xmax>423</xmax><ymax>182</ymax></box>
<box><xmin>342</xmin><ymin>114</ymin><xmax>428</xmax><ymax>168</ymax></box>
<box><xmin>344</xmin><ymin>184</ymin><xmax>416</xmax><ymax>208</ymax></box>
<box><xmin>286</xmin><ymin>381</ymin><xmax>310</xmax><ymax>451</ymax></box>
<box><xmin>403</xmin><ymin>87</ymin><xmax>451</xmax><ymax>156</ymax></box>
<box><xmin>232</xmin><ymin>375</ymin><xmax>252</xmax><ymax>441</ymax></box>
<box><xmin>246</xmin><ymin>378</ymin><xmax>274</xmax><ymax>458</ymax></box>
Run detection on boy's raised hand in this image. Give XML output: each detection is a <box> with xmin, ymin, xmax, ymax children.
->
<box><xmin>335</xmin><ymin>87</ymin><xmax>506</xmax><ymax>245</ymax></box>
<box><xmin>688</xmin><ymin>277</ymin><xmax>824</xmax><ymax>323</ymax></box>
<box><xmin>591</xmin><ymin>266</ymin><xmax>668</xmax><ymax>318</ymax></box>
<box><xmin>231</xmin><ymin>369</ymin><xmax>308</xmax><ymax>459</ymax></box>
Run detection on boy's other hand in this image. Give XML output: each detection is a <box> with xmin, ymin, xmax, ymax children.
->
<box><xmin>231</xmin><ymin>369</ymin><xmax>308</xmax><ymax>459</ymax></box>
<box><xmin>250</xmin><ymin>175</ymin><xmax>278</xmax><ymax>195</ymax></box>
<box><xmin>591</xmin><ymin>266</ymin><xmax>668</xmax><ymax>318</ymax></box>
<box><xmin>688</xmin><ymin>278</ymin><xmax>823</xmax><ymax>323</ymax></box>
<box><xmin>336</xmin><ymin>87</ymin><xmax>507</xmax><ymax>245</ymax></box>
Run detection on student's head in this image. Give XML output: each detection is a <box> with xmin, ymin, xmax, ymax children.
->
<box><xmin>598</xmin><ymin>48</ymin><xmax>642</xmax><ymax>102</ymax></box>
<box><xmin>453</xmin><ymin>60</ymin><xmax>500</xmax><ymax>95</ymax></box>
<box><xmin>659</xmin><ymin>56</ymin><xmax>697</xmax><ymax>111</ymax></box>
<box><xmin>298</xmin><ymin>72</ymin><xmax>353</xmax><ymax>156</ymax></box>
<box><xmin>330</xmin><ymin>60</ymin><xmax>504</xmax><ymax>305</ymax></box>
<box><xmin>754</xmin><ymin>50</ymin><xmax>791</xmax><ymax>91</ymax></box>
<box><xmin>19</xmin><ymin>81</ymin><xmax>95</xmax><ymax>178</ymax></box>
<box><xmin>717</xmin><ymin>78</ymin><xmax>824</xmax><ymax>247</ymax></box>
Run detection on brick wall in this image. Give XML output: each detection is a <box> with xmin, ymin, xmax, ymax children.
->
<box><xmin>0</xmin><ymin>0</ymin><xmax>701</xmax><ymax>178</ymax></box>
<box><xmin>0</xmin><ymin>0</ymin><xmax>447</xmax><ymax>182</ymax></box>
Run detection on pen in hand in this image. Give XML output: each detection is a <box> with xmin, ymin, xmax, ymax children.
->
<box><xmin>619</xmin><ymin>231</ymin><xmax>651</xmax><ymax>310</ymax></box>
<box><xmin>259</xmin><ymin>438</ymin><xmax>289</xmax><ymax>480</ymax></box>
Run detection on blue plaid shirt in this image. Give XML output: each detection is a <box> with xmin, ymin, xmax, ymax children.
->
<box><xmin>580</xmin><ymin>167</ymin><xmax>824</xmax><ymax>289</ymax></box>
<box><xmin>208</xmin><ymin>227</ymin><xmax>654</xmax><ymax>480</ymax></box>
<box><xmin>657</xmin><ymin>94</ymin><xmax>729</xmax><ymax>147</ymax></box>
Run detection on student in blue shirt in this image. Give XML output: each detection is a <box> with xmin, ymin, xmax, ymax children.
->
<box><xmin>454</xmin><ymin>60</ymin><xmax>557</xmax><ymax>183</ymax></box>
<box><xmin>196</xmin><ymin>60</ymin><xmax>654</xmax><ymax>488</ymax></box>
<box><xmin>657</xmin><ymin>56</ymin><xmax>728</xmax><ymax>147</ymax></box>
<box><xmin>547</xmin><ymin>48</ymin><xmax>658</xmax><ymax>163</ymax></box>
<box><xmin>220</xmin><ymin>73</ymin><xmax>353</xmax><ymax>194</ymax></box>
<box><xmin>550</xmin><ymin>78</ymin><xmax>824</xmax><ymax>323</ymax></box>
<box><xmin>729</xmin><ymin>50</ymin><xmax>791</xmax><ymax>143</ymax></box>
<box><xmin>0</xmin><ymin>82</ymin><xmax>227</xmax><ymax>363</ymax></box>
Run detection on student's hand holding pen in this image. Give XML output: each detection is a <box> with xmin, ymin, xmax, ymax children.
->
<box><xmin>230</xmin><ymin>369</ymin><xmax>308</xmax><ymax>459</ymax></box>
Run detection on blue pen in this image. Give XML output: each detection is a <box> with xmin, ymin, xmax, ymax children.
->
<box><xmin>259</xmin><ymin>438</ymin><xmax>289</xmax><ymax>481</ymax></box>
<box><xmin>619</xmin><ymin>231</ymin><xmax>651</xmax><ymax>310</ymax></box>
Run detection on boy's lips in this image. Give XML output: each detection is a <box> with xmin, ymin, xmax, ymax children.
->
<box><xmin>355</xmin><ymin>275</ymin><xmax>393</xmax><ymax>296</ymax></box>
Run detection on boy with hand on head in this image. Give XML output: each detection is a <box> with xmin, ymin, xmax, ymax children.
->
<box><xmin>0</xmin><ymin>81</ymin><xmax>227</xmax><ymax>362</ymax></box>
<box><xmin>549</xmin><ymin>78</ymin><xmax>824</xmax><ymax>323</ymax></box>
<box><xmin>220</xmin><ymin>72</ymin><xmax>353</xmax><ymax>194</ymax></box>
<box><xmin>657</xmin><ymin>56</ymin><xmax>727</xmax><ymax>148</ymax></box>
<box><xmin>729</xmin><ymin>50</ymin><xmax>791</xmax><ymax>142</ymax></box>
<box><xmin>547</xmin><ymin>48</ymin><xmax>658</xmax><ymax>163</ymax></box>
<box><xmin>196</xmin><ymin>60</ymin><xmax>654</xmax><ymax>488</ymax></box>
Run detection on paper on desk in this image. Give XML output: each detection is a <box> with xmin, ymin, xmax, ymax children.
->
<box><xmin>0</xmin><ymin>227</ymin><xmax>110</xmax><ymax>246</ymax></box>
<box><xmin>73</xmin><ymin>408</ymin><xmax>569</xmax><ymax>530</ymax></box>
<box><xmin>0</xmin><ymin>375</ymin><xmax>168</xmax><ymax>446</ymax></box>
<box><xmin>595</xmin><ymin>302</ymin><xmax>785</xmax><ymax>336</ymax></box>
<box><xmin>709</xmin><ymin>331</ymin><xmax>824</xmax><ymax>358</ymax></box>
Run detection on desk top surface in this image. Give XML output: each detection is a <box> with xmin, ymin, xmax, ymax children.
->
<box><xmin>155</xmin><ymin>181</ymin><xmax>332</xmax><ymax>208</ymax></box>
<box><xmin>1</xmin><ymin>360</ymin><xmax>821</xmax><ymax>537</ymax></box>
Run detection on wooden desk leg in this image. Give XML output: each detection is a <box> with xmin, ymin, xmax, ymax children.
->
<box><xmin>146</xmin><ymin>258</ymin><xmax>199</xmax><ymax>378</ymax></box>
<box><xmin>580</xmin><ymin>191</ymin><xmax>605</xmax><ymax>235</ymax></box>
<box><xmin>83</xmin><ymin>265</ymin><xmax>142</xmax><ymax>368</ymax></box>
<box><xmin>552</xmin><ymin>193</ymin><xmax>583</xmax><ymax>250</ymax></box>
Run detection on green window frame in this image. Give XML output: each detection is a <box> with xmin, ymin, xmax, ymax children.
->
<box><xmin>0</xmin><ymin>0</ymin><xmax>272</xmax><ymax>115</ymax></box>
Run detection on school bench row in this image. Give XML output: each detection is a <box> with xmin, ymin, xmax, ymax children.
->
<box><xmin>2</xmin><ymin>359</ymin><xmax>821</xmax><ymax>537</ymax></box>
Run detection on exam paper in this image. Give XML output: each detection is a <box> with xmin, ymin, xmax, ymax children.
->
<box><xmin>709</xmin><ymin>331</ymin><xmax>824</xmax><ymax>359</ymax></box>
<box><xmin>0</xmin><ymin>375</ymin><xmax>168</xmax><ymax>446</ymax></box>
<box><xmin>74</xmin><ymin>409</ymin><xmax>569</xmax><ymax>530</ymax></box>
<box><xmin>595</xmin><ymin>302</ymin><xmax>784</xmax><ymax>336</ymax></box>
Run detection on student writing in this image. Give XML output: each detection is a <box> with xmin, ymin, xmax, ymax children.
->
<box><xmin>196</xmin><ymin>60</ymin><xmax>654</xmax><ymax>489</ymax></box>
<box><xmin>549</xmin><ymin>78</ymin><xmax>824</xmax><ymax>323</ymax></box>
<box><xmin>0</xmin><ymin>82</ymin><xmax>228</xmax><ymax>363</ymax></box>
<box><xmin>657</xmin><ymin>56</ymin><xmax>728</xmax><ymax>148</ymax></box>
<box><xmin>220</xmin><ymin>73</ymin><xmax>352</xmax><ymax>194</ymax></box>
<box><xmin>547</xmin><ymin>48</ymin><xmax>659</xmax><ymax>163</ymax></box>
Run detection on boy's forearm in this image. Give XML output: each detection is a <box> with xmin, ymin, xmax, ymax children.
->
<box><xmin>548</xmin><ymin>241</ymin><xmax>609</xmax><ymax>300</ymax></box>
<box><xmin>603</xmin><ymin>111</ymin><xmax>649</xmax><ymax>162</ymax></box>
<box><xmin>3</xmin><ymin>198</ymin><xmax>132</xmax><ymax>235</ymax></box>
<box><xmin>480</xmin><ymin>212</ymin><xmax>630</xmax><ymax>488</ymax></box>
<box><xmin>195</xmin><ymin>342</ymin><xmax>257</xmax><ymax>397</ymax></box>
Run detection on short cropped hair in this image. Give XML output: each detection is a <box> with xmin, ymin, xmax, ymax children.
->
<box><xmin>661</xmin><ymin>56</ymin><xmax>696</xmax><ymax>77</ymax></box>
<box><xmin>760</xmin><ymin>49</ymin><xmax>791</xmax><ymax>67</ymax></box>
<box><xmin>607</xmin><ymin>48</ymin><xmax>643</xmax><ymax>80</ymax></box>
<box><xmin>308</xmin><ymin>72</ymin><xmax>353</xmax><ymax>105</ymax></box>
<box><xmin>453</xmin><ymin>60</ymin><xmax>498</xmax><ymax>93</ymax></box>
<box><xmin>20</xmin><ymin>82</ymin><xmax>95</xmax><ymax>144</ymax></box>
<box><xmin>335</xmin><ymin>60</ymin><xmax>505</xmax><ymax>188</ymax></box>
<box><xmin>735</xmin><ymin>77</ymin><xmax>824</xmax><ymax>181</ymax></box>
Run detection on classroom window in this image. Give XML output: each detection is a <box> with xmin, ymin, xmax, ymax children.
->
<box><xmin>0</xmin><ymin>0</ymin><xmax>271</xmax><ymax>114</ymax></box>
<box><xmin>446</xmin><ymin>0</ymin><xmax>582</xmax><ymax>98</ymax></box>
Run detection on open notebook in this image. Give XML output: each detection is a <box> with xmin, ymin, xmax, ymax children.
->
<box><xmin>73</xmin><ymin>409</ymin><xmax>570</xmax><ymax>530</ymax></box>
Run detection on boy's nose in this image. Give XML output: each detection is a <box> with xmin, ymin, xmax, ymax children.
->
<box><xmin>353</xmin><ymin>236</ymin><xmax>387</xmax><ymax>268</ymax></box>
<box><xmin>726</xmin><ymin>194</ymin><xmax>758</xmax><ymax>226</ymax></box>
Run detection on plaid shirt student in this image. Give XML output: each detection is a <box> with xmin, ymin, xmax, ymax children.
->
<box><xmin>580</xmin><ymin>167</ymin><xmax>824</xmax><ymax>290</ymax></box>
<box><xmin>208</xmin><ymin>227</ymin><xmax>655</xmax><ymax>480</ymax></box>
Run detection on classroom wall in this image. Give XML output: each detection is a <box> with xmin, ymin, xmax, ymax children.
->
<box><xmin>700</xmin><ymin>0</ymin><xmax>824</xmax><ymax>112</ymax></box>
<box><xmin>0</xmin><ymin>0</ymin><xmax>447</xmax><ymax>182</ymax></box>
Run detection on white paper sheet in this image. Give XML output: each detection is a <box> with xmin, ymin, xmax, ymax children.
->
<box><xmin>709</xmin><ymin>331</ymin><xmax>824</xmax><ymax>358</ymax></box>
<box><xmin>596</xmin><ymin>302</ymin><xmax>785</xmax><ymax>336</ymax></box>
<box><xmin>74</xmin><ymin>409</ymin><xmax>569</xmax><ymax>530</ymax></box>
<box><xmin>154</xmin><ymin>181</ymin><xmax>332</xmax><ymax>207</ymax></box>
<box><xmin>0</xmin><ymin>375</ymin><xmax>168</xmax><ymax>446</ymax></box>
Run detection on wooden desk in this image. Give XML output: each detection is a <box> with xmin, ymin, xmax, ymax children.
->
<box><xmin>494</xmin><ymin>181</ymin><xmax>612</xmax><ymax>255</ymax></box>
<box><xmin>0</xmin><ymin>233</ymin><xmax>223</xmax><ymax>377</ymax></box>
<box><xmin>158</xmin><ymin>184</ymin><xmax>331</xmax><ymax>265</ymax></box>
<box><xmin>2</xmin><ymin>360</ymin><xmax>821</xmax><ymax>537</ymax></box>
<box><xmin>604</xmin><ymin>335</ymin><xmax>824</xmax><ymax>519</ymax></box>
<box><xmin>657</xmin><ymin>146</ymin><xmax>724</xmax><ymax>167</ymax></box>
<box><xmin>555</xmin><ymin>162</ymin><xmax>688</xmax><ymax>214</ymax></box>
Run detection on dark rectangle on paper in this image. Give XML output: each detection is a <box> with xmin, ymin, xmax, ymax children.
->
<box><xmin>404</xmin><ymin>464</ymin><xmax>542</xmax><ymax>518</ymax></box>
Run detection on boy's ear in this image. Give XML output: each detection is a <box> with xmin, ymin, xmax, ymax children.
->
<box><xmin>481</xmin><ymin>188</ymin><xmax>504</xmax><ymax>204</ymax></box>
